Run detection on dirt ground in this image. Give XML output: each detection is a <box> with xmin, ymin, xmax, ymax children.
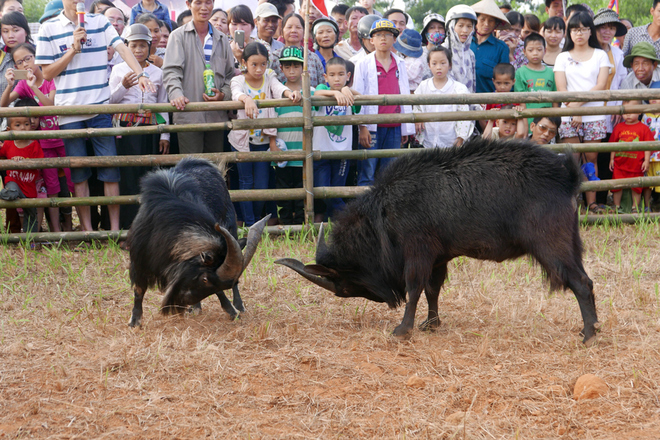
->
<box><xmin>1</xmin><ymin>222</ymin><xmax>659</xmax><ymax>439</ymax></box>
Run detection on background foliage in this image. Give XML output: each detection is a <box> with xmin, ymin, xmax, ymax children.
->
<box><xmin>24</xmin><ymin>0</ymin><xmax>50</xmax><ymax>23</ymax></box>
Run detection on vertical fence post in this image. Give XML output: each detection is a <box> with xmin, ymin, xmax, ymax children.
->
<box><xmin>301</xmin><ymin>0</ymin><xmax>315</xmax><ymax>224</ymax></box>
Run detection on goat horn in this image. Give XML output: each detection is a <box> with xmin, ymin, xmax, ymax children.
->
<box><xmin>275</xmin><ymin>258</ymin><xmax>337</xmax><ymax>294</ymax></box>
<box><xmin>241</xmin><ymin>214</ymin><xmax>271</xmax><ymax>272</ymax></box>
<box><xmin>215</xmin><ymin>223</ymin><xmax>244</xmax><ymax>284</ymax></box>
<box><xmin>316</xmin><ymin>223</ymin><xmax>328</xmax><ymax>255</ymax></box>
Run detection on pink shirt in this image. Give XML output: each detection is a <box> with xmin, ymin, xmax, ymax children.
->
<box><xmin>375</xmin><ymin>54</ymin><xmax>401</xmax><ymax>128</ymax></box>
<box><xmin>13</xmin><ymin>79</ymin><xmax>64</xmax><ymax>150</ymax></box>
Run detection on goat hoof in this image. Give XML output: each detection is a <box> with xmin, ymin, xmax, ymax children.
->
<box><xmin>392</xmin><ymin>324</ymin><xmax>412</xmax><ymax>339</ymax></box>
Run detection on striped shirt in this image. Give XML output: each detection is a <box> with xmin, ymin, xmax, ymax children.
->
<box><xmin>204</xmin><ymin>24</ymin><xmax>213</xmax><ymax>64</ymax></box>
<box><xmin>36</xmin><ymin>11</ymin><xmax>122</xmax><ymax>125</ymax></box>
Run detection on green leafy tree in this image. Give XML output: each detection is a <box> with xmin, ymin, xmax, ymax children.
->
<box><xmin>619</xmin><ymin>1</ymin><xmax>652</xmax><ymax>26</ymax></box>
<box><xmin>406</xmin><ymin>0</ymin><xmax>461</xmax><ymax>30</ymax></box>
<box><xmin>23</xmin><ymin>0</ymin><xmax>50</xmax><ymax>23</ymax></box>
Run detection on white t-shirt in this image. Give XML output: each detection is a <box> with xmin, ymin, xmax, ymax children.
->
<box><xmin>554</xmin><ymin>48</ymin><xmax>612</xmax><ymax>123</ymax></box>
<box><xmin>312</xmin><ymin>86</ymin><xmax>357</xmax><ymax>152</ymax></box>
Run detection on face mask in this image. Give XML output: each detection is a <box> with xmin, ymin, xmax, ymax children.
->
<box><xmin>427</xmin><ymin>32</ymin><xmax>446</xmax><ymax>45</ymax></box>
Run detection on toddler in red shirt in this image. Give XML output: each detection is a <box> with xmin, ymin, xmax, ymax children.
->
<box><xmin>609</xmin><ymin>100</ymin><xmax>653</xmax><ymax>213</ymax></box>
<box><xmin>0</xmin><ymin>114</ymin><xmax>44</xmax><ymax>232</ymax></box>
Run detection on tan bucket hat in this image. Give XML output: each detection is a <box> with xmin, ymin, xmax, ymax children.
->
<box><xmin>471</xmin><ymin>0</ymin><xmax>511</xmax><ymax>30</ymax></box>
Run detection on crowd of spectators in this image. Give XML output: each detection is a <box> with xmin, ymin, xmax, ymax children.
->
<box><xmin>1</xmin><ymin>0</ymin><xmax>659</xmax><ymax>234</ymax></box>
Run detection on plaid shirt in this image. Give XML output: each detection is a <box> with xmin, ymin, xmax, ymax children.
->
<box><xmin>622</xmin><ymin>24</ymin><xmax>660</xmax><ymax>58</ymax></box>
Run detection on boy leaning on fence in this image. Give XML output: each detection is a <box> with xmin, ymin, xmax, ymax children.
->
<box><xmin>35</xmin><ymin>0</ymin><xmax>155</xmax><ymax>232</ymax></box>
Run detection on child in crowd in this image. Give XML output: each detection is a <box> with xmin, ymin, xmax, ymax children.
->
<box><xmin>414</xmin><ymin>46</ymin><xmax>473</xmax><ymax>148</ymax></box>
<box><xmin>353</xmin><ymin>19</ymin><xmax>414</xmax><ymax>186</ymax></box>
<box><xmin>609</xmin><ymin>101</ymin><xmax>653</xmax><ymax>213</ymax></box>
<box><xmin>643</xmin><ymin>82</ymin><xmax>660</xmax><ymax>208</ymax></box>
<box><xmin>0</xmin><ymin>103</ymin><xmax>44</xmax><ymax>233</ymax></box>
<box><xmin>393</xmin><ymin>29</ymin><xmax>427</xmax><ymax>93</ymax></box>
<box><xmin>274</xmin><ymin>46</ymin><xmax>306</xmax><ymax>225</ymax></box>
<box><xmin>129</xmin><ymin>0</ymin><xmax>172</xmax><ymax>31</ymax></box>
<box><xmin>483</xmin><ymin>105</ymin><xmax>528</xmax><ymax>140</ymax></box>
<box><xmin>109</xmin><ymin>23</ymin><xmax>170</xmax><ymax>230</ymax></box>
<box><xmin>1</xmin><ymin>42</ymin><xmax>74</xmax><ymax>232</ymax></box>
<box><xmin>229</xmin><ymin>42</ymin><xmax>301</xmax><ymax>226</ymax></box>
<box><xmin>541</xmin><ymin>16</ymin><xmax>565</xmax><ymax>67</ymax></box>
<box><xmin>442</xmin><ymin>5</ymin><xmax>476</xmax><ymax>93</ymax></box>
<box><xmin>529</xmin><ymin>116</ymin><xmax>560</xmax><ymax>145</ymax></box>
<box><xmin>312</xmin><ymin>56</ymin><xmax>361</xmax><ymax>221</ymax></box>
<box><xmin>482</xmin><ymin>63</ymin><xmax>522</xmax><ymax>130</ymax></box>
<box><xmin>514</xmin><ymin>33</ymin><xmax>557</xmax><ymax>128</ymax></box>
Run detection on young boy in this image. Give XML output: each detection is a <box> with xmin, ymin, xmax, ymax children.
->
<box><xmin>0</xmin><ymin>110</ymin><xmax>44</xmax><ymax>233</ymax></box>
<box><xmin>129</xmin><ymin>0</ymin><xmax>171</xmax><ymax>30</ymax></box>
<box><xmin>529</xmin><ymin>116</ymin><xmax>560</xmax><ymax>145</ymax></box>
<box><xmin>483</xmin><ymin>105</ymin><xmax>527</xmax><ymax>140</ymax></box>
<box><xmin>274</xmin><ymin>46</ymin><xmax>306</xmax><ymax>225</ymax></box>
<box><xmin>483</xmin><ymin>63</ymin><xmax>523</xmax><ymax>130</ymax></box>
<box><xmin>312</xmin><ymin>56</ymin><xmax>361</xmax><ymax>221</ymax></box>
<box><xmin>353</xmin><ymin>18</ymin><xmax>414</xmax><ymax>186</ymax></box>
<box><xmin>609</xmin><ymin>100</ymin><xmax>654</xmax><ymax>213</ymax></box>
<box><xmin>514</xmin><ymin>33</ymin><xmax>557</xmax><ymax>128</ymax></box>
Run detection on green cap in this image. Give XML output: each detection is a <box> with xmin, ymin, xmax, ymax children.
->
<box><xmin>279</xmin><ymin>46</ymin><xmax>304</xmax><ymax>63</ymax></box>
<box><xmin>623</xmin><ymin>42</ymin><xmax>660</xmax><ymax>68</ymax></box>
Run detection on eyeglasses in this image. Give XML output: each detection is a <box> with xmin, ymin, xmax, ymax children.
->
<box><xmin>14</xmin><ymin>54</ymin><xmax>33</xmax><ymax>67</ymax></box>
<box><xmin>108</xmin><ymin>17</ymin><xmax>125</xmax><ymax>25</ymax></box>
<box><xmin>570</xmin><ymin>27</ymin><xmax>590</xmax><ymax>34</ymax></box>
<box><xmin>536</xmin><ymin>123</ymin><xmax>557</xmax><ymax>136</ymax></box>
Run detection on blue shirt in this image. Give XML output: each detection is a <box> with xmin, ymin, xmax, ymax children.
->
<box><xmin>470</xmin><ymin>34</ymin><xmax>509</xmax><ymax>94</ymax></box>
<box><xmin>316</xmin><ymin>50</ymin><xmax>339</xmax><ymax>72</ymax></box>
<box><xmin>130</xmin><ymin>0</ymin><xmax>172</xmax><ymax>30</ymax></box>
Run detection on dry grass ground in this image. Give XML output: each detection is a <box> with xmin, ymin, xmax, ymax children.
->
<box><xmin>1</xmin><ymin>222</ymin><xmax>659</xmax><ymax>439</ymax></box>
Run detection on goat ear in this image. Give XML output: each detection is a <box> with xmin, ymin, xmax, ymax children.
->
<box><xmin>305</xmin><ymin>264</ymin><xmax>339</xmax><ymax>278</ymax></box>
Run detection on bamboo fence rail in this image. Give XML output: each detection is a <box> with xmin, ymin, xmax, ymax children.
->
<box><xmin>1</xmin><ymin>141</ymin><xmax>660</xmax><ymax>171</ymax></box>
<box><xmin>2</xmin><ymin>89</ymin><xmax>660</xmax><ymax>239</ymax></box>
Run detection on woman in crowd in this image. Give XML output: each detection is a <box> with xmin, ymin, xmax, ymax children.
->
<box><xmin>470</xmin><ymin>0</ymin><xmax>510</xmax><ymax>93</ymax></box>
<box><xmin>500</xmin><ymin>11</ymin><xmax>526</xmax><ymax>70</ymax></box>
<box><xmin>554</xmin><ymin>11</ymin><xmax>611</xmax><ymax>214</ymax></box>
<box><xmin>442</xmin><ymin>5</ymin><xmax>477</xmax><ymax>93</ymax></box>
<box><xmin>542</xmin><ymin>16</ymin><xmax>565</xmax><ymax>67</ymax></box>
<box><xmin>228</xmin><ymin>5</ymin><xmax>256</xmax><ymax>68</ymax></box>
<box><xmin>0</xmin><ymin>11</ymin><xmax>31</xmax><ymax>95</ymax></box>
<box><xmin>210</xmin><ymin>8</ymin><xmax>229</xmax><ymax>34</ymax></box>
<box><xmin>135</xmin><ymin>13</ymin><xmax>164</xmax><ymax>67</ymax></box>
<box><xmin>270</xmin><ymin>13</ymin><xmax>325</xmax><ymax>88</ymax></box>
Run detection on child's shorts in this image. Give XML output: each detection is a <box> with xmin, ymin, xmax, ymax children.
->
<box><xmin>611</xmin><ymin>167</ymin><xmax>644</xmax><ymax>194</ymax></box>
<box><xmin>648</xmin><ymin>161</ymin><xmax>660</xmax><ymax>193</ymax></box>
<box><xmin>559</xmin><ymin>119</ymin><xmax>607</xmax><ymax>141</ymax></box>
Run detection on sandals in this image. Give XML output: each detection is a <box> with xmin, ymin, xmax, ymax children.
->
<box><xmin>588</xmin><ymin>203</ymin><xmax>604</xmax><ymax>214</ymax></box>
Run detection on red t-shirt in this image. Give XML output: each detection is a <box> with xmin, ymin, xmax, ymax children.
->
<box><xmin>376</xmin><ymin>54</ymin><xmax>401</xmax><ymax>128</ymax></box>
<box><xmin>0</xmin><ymin>140</ymin><xmax>44</xmax><ymax>198</ymax></box>
<box><xmin>610</xmin><ymin>122</ymin><xmax>654</xmax><ymax>173</ymax></box>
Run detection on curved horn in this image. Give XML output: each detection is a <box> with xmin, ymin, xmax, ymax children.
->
<box><xmin>215</xmin><ymin>223</ymin><xmax>244</xmax><ymax>283</ymax></box>
<box><xmin>241</xmin><ymin>214</ymin><xmax>271</xmax><ymax>271</ymax></box>
<box><xmin>275</xmin><ymin>258</ymin><xmax>337</xmax><ymax>293</ymax></box>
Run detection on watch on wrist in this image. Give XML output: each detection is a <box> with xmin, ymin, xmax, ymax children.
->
<box><xmin>137</xmin><ymin>72</ymin><xmax>150</xmax><ymax>80</ymax></box>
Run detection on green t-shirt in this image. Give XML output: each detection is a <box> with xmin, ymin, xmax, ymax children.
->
<box><xmin>514</xmin><ymin>65</ymin><xmax>556</xmax><ymax>110</ymax></box>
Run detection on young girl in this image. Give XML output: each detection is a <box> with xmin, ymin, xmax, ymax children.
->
<box><xmin>442</xmin><ymin>5</ymin><xmax>477</xmax><ymax>93</ymax></box>
<box><xmin>229</xmin><ymin>42</ymin><xmax>301</xmax><ymax>226</ymax></box>
<box><xmin>414</xmin><ymin>46</ymin><xmax>474</xmax><ymax>148</ymax></box>
<box><xmin>554</xmin><ymin>11</ymin><xmax>611</xmax><ymax>214</ymax></box>
<box><xmin>1</xmin><ymin>43</ymin><xmax>74</xmax><ymax>232</ymax></box>
<box><xmin>542</xmin><ymin>16</ymin><xmax>565</xmax><ymax>67</ymax></box>
<box><xmin>109</xmin><ymin>23</ymin><xmax>170</xmax><ymax>230</ymax></box>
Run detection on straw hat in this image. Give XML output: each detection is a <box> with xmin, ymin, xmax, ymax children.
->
<box><xmin>471</xmin><ymin>0</ymin><xmax>510</xmax><ymax>30</ymax></box>
<box><xmin>593</xmin><ymin>8</ymin><xmax>627</xmax><ymax>37</ymax></box>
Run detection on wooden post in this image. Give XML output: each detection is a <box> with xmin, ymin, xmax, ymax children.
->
<box><xmin>301</xmin><ymin>0</ymin><xmax>315</xmax><ymax>224</ymax></box>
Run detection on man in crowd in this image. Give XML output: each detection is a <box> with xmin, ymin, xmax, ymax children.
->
<box><xmin>545</xmin><ymin>0</ymin><xmax>564</xmax><ymax>20</ymax></box>
<box><xmin>334</xmin><ymin>6</ymin><xmax>367</xmax><ymax>60</ymax></box>
<box><xmin>623</xmin><ymin>0</ymin><xmax>660</xmax><ymax>58</ymax></box>
<box><xmin>254</xmin><ymin>2</ymin><xmax>283</xmax><ymax>52</ymax></box>
<box><xmin>36</xmin><ymin>0</ymin><xmax>154</xmax><ymax>232</ymax></box>
<box><xmin>621</xmin><ymin>42</ymin><xmax>660</xmax><ymax>90</ymax></box>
